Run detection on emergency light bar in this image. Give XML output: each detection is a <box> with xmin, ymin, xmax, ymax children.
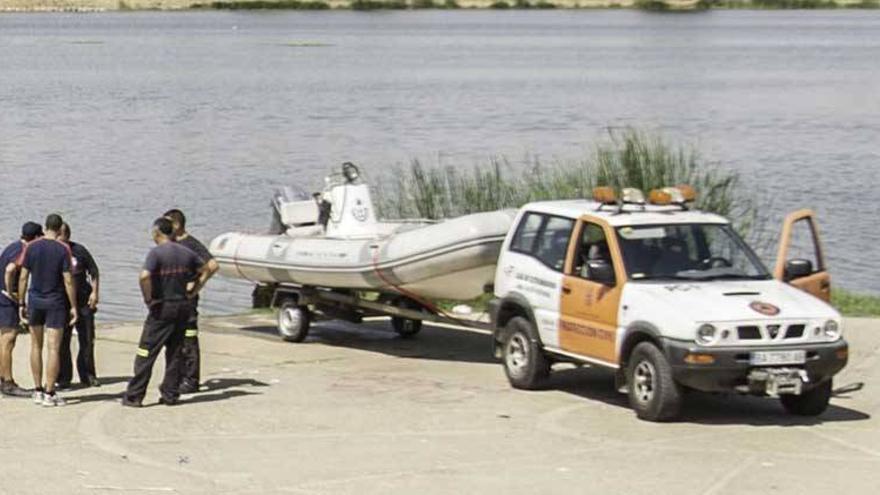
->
<box><xmin>594</xmin><ymin>185</ymin><xmax>696</xmax><ymax>211</ymax></box>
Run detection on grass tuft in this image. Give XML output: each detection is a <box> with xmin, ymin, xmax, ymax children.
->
<box><xmin>832</xmin><ymin>289</ymin><xmax>880</xmax><ymax>317</ymax></box>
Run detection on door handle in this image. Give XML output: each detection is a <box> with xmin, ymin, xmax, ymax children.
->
<box><xmin>562</xmin><ymin>286</ymin><xmax>572</xmax><ymax>295</ymax></box>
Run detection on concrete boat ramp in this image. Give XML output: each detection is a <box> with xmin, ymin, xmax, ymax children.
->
<box><xmin>2</xmin><ymin>314</ymin><xmax>877</xmax><ymax>494</ymax></box>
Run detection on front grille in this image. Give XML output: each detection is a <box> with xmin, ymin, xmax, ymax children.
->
<box><xmin>785</xmin><ymin>324</ymin><xmax>805</xmax><ymax>339</ymax></box>
<box><xmin>737</xmin><ymin>325</ymin><xmax>762</xmax><ymax>340</ymax></box>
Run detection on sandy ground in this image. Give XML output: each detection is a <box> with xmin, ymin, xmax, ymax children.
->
<box><xmin>0</xmin><ymin>314</ymin><xmax>877</xmax><ymax>494</ymax></box>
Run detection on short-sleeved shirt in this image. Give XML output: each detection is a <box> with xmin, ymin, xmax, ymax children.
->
<box><xmin>143</xmin><ymin>242</ymin><xmax>205</xmax><ymax>303</ymax></box>
<box><xmin>67</xmin><ymin>241</ymin><xmax>99</xmax><ymax>308</ymax></box>
<box><xmin>176</xmin><ymin>234</ymin><xmax>212</xmax><ymax>308</ymax></box>
<box><xmin>21</xmin><ymin>238</ymin><xmax>72</xmax><ymax>309</ymax></box>
<box><xmin>0</xmin><ymin>240</ymin><xmax>24</xmax><ymax>307</ymax></box>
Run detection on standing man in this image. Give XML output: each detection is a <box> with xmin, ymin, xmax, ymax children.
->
<box><xmin>163</xmin><ymin>209</ymin><xmax>218</xmax><ymax>394</ymax></box>
<box><xmin>122</xmin><ymin>218</ymin><xmax>210</xmax><ymax>407</ymax></box>
<box><xmin>18</xmin><ymin>214</ymin><xmax>77</xmax><ymax>407</ymax></box>
<box><xmin>0</xmin><ymin>222</ymin><xmax>43</xmax><ymax>397</ymax></box>
<box><xmin>57</xmin><ymin>222</ymin><xmax>101</xmax><ymax>388</ymax></box>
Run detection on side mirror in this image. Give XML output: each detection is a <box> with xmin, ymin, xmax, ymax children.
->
<box><xmin>784</xmin><ymin>259</ymin><xmax>813</xmax><ymax>281</ymax></box>
<box><xmin>587</xmin><ymin>260</ymin><xmax>616</xmax><ymax>286</ymax></box>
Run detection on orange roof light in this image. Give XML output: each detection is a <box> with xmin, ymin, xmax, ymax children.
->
<box><xmin>648</xmin><ymin>189</ymin><xmax>673</xmax><ymax>205</ymax></box>
<box><xmin>592</xmin><ymin>186</ymin><xmax>617</xmax><ymax>205</ymax></box>
<box><xmin>677</xmin><ymin>184</ymin><xmax>697</xmax><ymax>202</ymax></box>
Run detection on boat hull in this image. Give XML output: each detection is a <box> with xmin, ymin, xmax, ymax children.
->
<box><xmin>209</xmin><ymin>210</ymin><xmax>515</xmax><ymax>301</ymax></box>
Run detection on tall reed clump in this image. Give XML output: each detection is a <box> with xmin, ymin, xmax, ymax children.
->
<box><xmin>374</xmin><ymin>128</ymin><xmax>760</xmax><ymax>240</ymax></box>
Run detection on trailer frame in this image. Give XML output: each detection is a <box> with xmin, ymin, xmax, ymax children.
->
<box><xmin>267</xmin><ymin>283</ymin><xmax>492</xmax><ymax>342</ymax></box>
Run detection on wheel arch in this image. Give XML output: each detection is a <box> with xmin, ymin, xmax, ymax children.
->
<box><xmin>491</xmin><ymin>293</ymin><xmax>539</xmax><ymax>357</ymax></box>
<box><xmin>619</xmin><ymin>321</ymin><xmax>665</xmax><ymax>370</ymax></box>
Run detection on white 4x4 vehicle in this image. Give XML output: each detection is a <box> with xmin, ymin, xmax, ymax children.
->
<box><xmin>489</xmin><ymin>187</ymin><xmax>848</xmax><ymax>421</ymax></box>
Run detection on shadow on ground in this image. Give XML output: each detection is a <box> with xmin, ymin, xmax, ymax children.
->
<box><xmin>545</xmin><ymin>366</ymin><xmax>870</xmax><ymax>426</ymax></box>
<box><xmin>68</xmin><ymin>377</ymin><xmax>270</xmax><ymax>407</ymax></box>
<box><xmin>235</xmin><ymin>320</ymin><xmax>496</xmax><ymax>365</ymax></box>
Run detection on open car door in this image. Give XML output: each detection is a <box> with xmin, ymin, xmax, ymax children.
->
<box><xmin>774</xmin><ymin>209</ymin><xmax>831</xmax><ymax>302</ymax></box>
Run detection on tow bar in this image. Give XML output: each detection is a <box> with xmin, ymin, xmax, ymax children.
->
<box><xmin>742</xmin><ymin>368</ymin><xmax>810</xmax><ymax>396</ymax></box>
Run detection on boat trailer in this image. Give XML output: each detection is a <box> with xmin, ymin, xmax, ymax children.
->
<box><xmin>268</xmin><ymin>284</ymin><xmax>493</xmax><ymax>343</ymax></box>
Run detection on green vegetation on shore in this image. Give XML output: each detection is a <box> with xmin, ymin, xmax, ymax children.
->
<box><xmin>185</xmin><ymin>0</ymin><xmax>879</xmax><ymax>10</ymax></box>
<box><xmin>832</xmin><ymin>290</ymin><xmax>880</xmax><ymax>317</ymax></box>
<box><xmin>375</xmin><ymin>128</ymin><xmax>757</xmax><ymax>240</ymax></box>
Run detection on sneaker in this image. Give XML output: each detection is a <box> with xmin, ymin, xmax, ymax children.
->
<box><xmin>158</xmin><ymin>396</ymin><xmax>179</xmax><ymax>406</ymax></box>
<box><xmin>121</xmin><ymin>397</ymin><xmax>142</xmax><ymax>408</ymax></box>
<box><xmin>41</xmin><ymin>392</ymin><xmax>66</xmax><ymax>407</ymax></box>
<box><xmin>86</xmin><ymin>377</ymin><xmax>101</xmax><ymax>388</ymax></box>
<box><xmin>32</xmin><ymin>390</ymin><xmax>44</xmax><ymax>404</ymax></box>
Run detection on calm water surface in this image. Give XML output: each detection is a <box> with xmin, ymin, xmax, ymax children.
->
<box><xmin>1</xmin><ymin>10</ymin><xmax>878</xmax><ymax>321</ymax></box>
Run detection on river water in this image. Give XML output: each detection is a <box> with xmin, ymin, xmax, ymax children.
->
<box><xmin>1</xmin><ymin>10</ymin><xmax>878</xmax><ymax>321</ymax></box>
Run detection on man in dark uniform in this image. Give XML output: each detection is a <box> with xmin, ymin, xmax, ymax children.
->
<box><xmin>163</xmin><ymin>209</ymin><xmax>218</xmax><ymax>394</ymax></box>
<box><xmin>122</xmin><ymin>218</ymin><xmax>210</xmax><ymax>407</ymax></box>
<box><xmin>18</xmin><ymin>214</ymin><xmax>78</xmax><ymax>407</ymax></box>
<box><xmin>0</xmin><ymin>222</ymin><xmax>43</xmax><ymax>397</ymax></box>
<box><xmin>57</xmin><ymin>222</ymin><xmax>101</xmax><ymax>388</ymax></box>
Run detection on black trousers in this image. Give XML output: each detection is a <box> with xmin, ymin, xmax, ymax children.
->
<box><xmin>180</xmin><ymin>309</ymin><xmax>200</xmax><ymax>388</ymax></box>
<box><xmin>58</xmin><ymin>306</ymin><xmax>97</xmax><ymax>385</ymax></box>
<box><xmin>123</xmin><ymin>301</ymin><xmax>191</xmax><ymax>403</ymax></box>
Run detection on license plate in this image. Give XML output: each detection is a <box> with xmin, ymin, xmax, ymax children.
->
<box><xmin>750</xmin><ymin>350</ymin><xmax>806</xmax><ymax>366</ymax></box>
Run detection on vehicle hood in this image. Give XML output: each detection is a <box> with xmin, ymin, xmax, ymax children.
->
<box><xmin>622</xmin><ymin>279</ymin><xmax>839</xmax><ymax>324</ymax></box>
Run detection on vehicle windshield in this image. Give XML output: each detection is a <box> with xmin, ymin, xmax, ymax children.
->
<box><xmin>615</xmin><ymin>223</ymin><xmax>771</xmax><ymax>281</ymax></box>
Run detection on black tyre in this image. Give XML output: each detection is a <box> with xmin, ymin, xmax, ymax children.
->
<box><xmin>391</xmin><ymin>316</ymin><xmax>422</xmax><ymax>337</ymax></box>
<box><xmin>502</xmin><ymin>317</ymin><xmax>549</xmax><ymax>390</ymax></box>
<box><xmin>277</xmin><ymin>300</ymin><xmax>310</xmax><ymax>343</ymax></box>
<box><xmin>391</xmin><ymin>298</ymin><xmax>423</xmax><ymax>338</ymax></box>
<box><xmin>780</xmin><ymin>379</ymin><xmax>832</xmax><ymax>416</ymax></box>
<box><xmin>627</xmin><ymin>342</ymin><xmax>682</xmax><ymax>422</ymax></box>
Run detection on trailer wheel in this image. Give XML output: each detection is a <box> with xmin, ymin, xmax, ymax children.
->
<box><xmin>502</xmin><ymin>317</ymin><xmax>549</xmax><ymax>390</ymax></box>
<box><xmin>780</xmin><ymin>379</ymin><xmax>832</xmax><ymax>416</ymax></box>
<box><xmin>391</xmin><ymin>315</ymin><xmax>422</xmax><ymax>338</ymax></box>
<box><xmin>277</xmin><ymin>301</ymin><xmax>310</xmax><ymax>343</ymax></box>
<box><xmin>391</xmin><ymin>298</ymin><xmax>423</xmax><ymax>338</ymax></box>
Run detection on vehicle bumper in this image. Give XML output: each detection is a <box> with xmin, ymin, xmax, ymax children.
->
<box><xmin>662</xmin><ymin>338</ymin><xmax>848</xmax><ymax>393</ymax></box>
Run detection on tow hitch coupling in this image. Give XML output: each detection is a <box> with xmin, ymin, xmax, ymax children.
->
<box><xmin>746</xmin><ymin>368</ymin><xmax>809</xmax><ymax>396</ymax></box>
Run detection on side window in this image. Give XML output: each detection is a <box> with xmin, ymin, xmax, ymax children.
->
<box><xmin>787</xmin><ymin>218</ymin><xmax>822</xmax><ymax>273</ymax></box>
<box><xmin>572</xmin><ymin>222</ymin><xmax>613</xmax><ymax>280</ymax></box>
<box><xmin>510</xmin><ymin>212</ymin><xmax>543</xmax><ymax>254</ymax></box>
<box><xmin>534</xmin><ymin>217</ymin><xmax>575</xmax><ymax>271</ymax></box>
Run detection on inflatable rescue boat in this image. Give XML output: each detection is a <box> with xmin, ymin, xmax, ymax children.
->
<box><xmin>209</xmin><ymin>163</ymin><xmax>516</xmax><ymax>301</ymax></box>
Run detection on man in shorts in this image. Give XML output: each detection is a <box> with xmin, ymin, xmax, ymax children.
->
<box><xmin>18</xmin><ymin>214</ymin><xmax>78</xmax><ymax>407</ymax></box>
<box><xmin>163</xmin><ymin>209</ymin><xmax>218</xmax><ymax>394</ymax></box>
<box><xmin>0</xmin><ymin>222</ymin><xmax>43</xmax><ymax>397</ymax></box>
<box><xmin>122</xmin><ymin>217</ymin><xmax>210</xmax><ymax>407</ymax></box>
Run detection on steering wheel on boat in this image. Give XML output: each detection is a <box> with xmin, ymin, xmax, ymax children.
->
<box><xmin>342</xmin><ymin>162</ymin><xmax>360</xmax><ymax>183</ymax></box>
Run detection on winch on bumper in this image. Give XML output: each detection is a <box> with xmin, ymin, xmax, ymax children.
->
<box><xmin>661</xmin><ymin>339</ymin><xmax>848</xmax><ymax>395</ymax></box>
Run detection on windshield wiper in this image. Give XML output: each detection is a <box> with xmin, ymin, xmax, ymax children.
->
<box><xmin>699</xmin><ymin>273</ymin><xmax>771</xmax><ymax>281</ymax></box>
<box><xmin>632</xmin><ymin>274</ymin><xmax>697</xmax><ymax>281</ymax></box>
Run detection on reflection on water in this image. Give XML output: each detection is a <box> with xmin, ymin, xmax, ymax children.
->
<box><xmin>0</xmin><ymin>10</ymin><xmax>877</xmax><ymax>321</ymax></box>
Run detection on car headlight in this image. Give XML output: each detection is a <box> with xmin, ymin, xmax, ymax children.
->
<box><xmin>823</xmin><ymin>320</ymin><xmax>841</xmax><ymax>340</ymax></box>
<box><xmin>696</xmin><ymin>324</ymin><xmax>718</xmax><ymax>345</ymax></box>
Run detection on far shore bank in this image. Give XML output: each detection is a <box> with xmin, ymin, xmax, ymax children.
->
<box><xmin>2</xmin><ymin>0</ymin><xmax>879</xmax><ymax>13</ymax></box>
